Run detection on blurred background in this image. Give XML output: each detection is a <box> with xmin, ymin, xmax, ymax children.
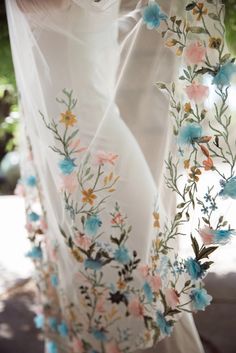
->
<box><xmin>0</xmin><ymin>1</ymin><xmax>236</xmax><ymax>353</ymax></box>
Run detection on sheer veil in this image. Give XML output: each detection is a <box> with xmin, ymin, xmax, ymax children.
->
<box><xmin>6</xmin><ymin>1</ymin><xmax>235</xmax><ymax>353</ymax></box>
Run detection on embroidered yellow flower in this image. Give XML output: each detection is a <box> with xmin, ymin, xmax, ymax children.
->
<box><xmin>189</xmin><ymin>166</ymin><xmax>202</xmax><ymax>182</ymax></box>
<box><xmin>184</xmin><ymin>102</ymin><xmax>192</xmax><ymax>113</ymax></box>
<box><xmin>117</xmin><ymin>278</ymin><xmax>126</xmax><ymax>290</ymax></box>
<box><xmin>60</xmin><ymin>110</ymin><xmax>77</xmax><ymax>127</ymax></box>
<box><xmin>155</xmin><ymin>238</ymin><xmax>161</xmax><ymax>250</ymax></box>
<box><xmin>82</xmin><ymin>188</ymin><xmax>97</xmax><ymax>205</ymax></box>
<box><xmin>144</xmin><ymin>331</ymin><xmax>152</xmax><ymax>342</ymax></box>
<box><xmin>165</xmin><ymin>38</ymin><xmax>177</xmax><ymax>47</ymax></box>
<box><xmin>184</xmin><ymin>159</ymin><xmax>190</xmax><ymax>169</ymax></box>
<box><xmin>153</xmin><ymin>211</ymin><xmax>160</xmax><ymax>228</ymax></box>
<box><xmin>208</xmin><ymin>37</ymin><xmax>221</xmax><ymax>49</ymax></box>
<box><xmin>71</xmin><ymin>249</ymin><xmax>83</xmax><ymax>262</ymax></box>
<box><xmin>192</xmin><ymin>3</ymin><xmax>208</xmax><ymax>21</ymax></box>
<box><xmin>176</xmin><ymin>47</ymin><xmax>184</xmax><ymax>56</ymax></box>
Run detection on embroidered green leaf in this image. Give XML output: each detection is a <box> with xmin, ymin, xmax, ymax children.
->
<box><xmin>198</xmin><ymin>246</ymin><xmax>218</xmax><ymax>260</ymax></box>
<box><xmin>186</xmin><ymin>2</ymin><xmax>197</xmax><ymax>11</ymax></box>
<box><xmin>220</xmin><ymin>53</ymin><xmax>231</xmax><ymax>64</ymax></box>
<box><xmin>188</xmin><ymin>26</ymin><xmax>207</xmax><ymax>34</ymax></box>
<box><xmin>208</xmin><ymin>12</ymin><xmax>219</xmax><ymax>21</ymax></box>
<box><xmin>191</xmin><ymin>235</ymin><xmax>199</xmax><ymax>258</ymax></box>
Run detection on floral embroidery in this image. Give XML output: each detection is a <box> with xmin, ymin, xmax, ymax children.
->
<box><xmin>34</xmin><ymin>314</ymin><xmax>44</xmax><ymax>329</ymax></box>
<box><xmin>95</xmin><ymin>151</ymin><xmax>118</xmax><ymax>166</ymax></box>
<box><xmin>192</xmin><ymin>2</ymin><xmax>208</xmax><ymax>21</ymax></box>
<box><xmin>81</xmin><ymin>188</ymin><xmax>97</xmax><ymax>205</ymax></box>
<box><xmin>18</xmin><ymin>1</ymin><xmax>236</xmax><ymax>353</ymax></box>
<box><xmin>60</xmin><ymin>110</ymin><xmax>77</xmax><ymax>127</ymax></box>
<box><xmin>199</xmin><ymin>226</ymin><xmax>236</xmax><ymax>245</ymax></box>
<box><xmin>185</xmin><ymin>257</ymin><xmax>205</xmax><ymax>280</ymax></box>
<box><xmin>219</xmin><ymin>176</ymin><xmax>236</xmax><ymax>199</ymax></box>
<box><xmin>178</xmin><ymin>122</ymin><xmax>203</xmax><ymax>145</ymax></box>
<box><xmin>212</xmin><ymin>62</ymin><xmax>236</xmax><ymax>87</ymax></box>
<box><xmin>185</xmin><ymin>82</ymin><xmax>209</xmax><ymax>103</ymax></box>
<box><xmin>59</xmin><ymin>158</ymin><xmax>76</xmax><ymax>175</ymax></box>
<box><xmin>47</xmin><ymin>341</ymin><xmax>59</xmax><ymax>353</ymax></box>
<box><xmin>184</xmin><ymin>40</ymin><xmax>207</xmax><ymax>65</ymax></box>
<box><xmin>142</xmin><ymin>2</ymin><xmax>167</xmax><ymax>30</ymax></box>
<box><xmin>190</xmin><ymin>288</ymin><xmax>212</xmax><ymax>311</ymax></box>
<box><xmin>156</xmin><ymin>311</ymin><xmax>173</xmax><ymax>336</ymax></box>
<box><xmin>26</xmin><ymin>175</ymin><xmax>37</xmax><ymax>187</ymax></box>
<box><xmin>165</xmin><ymin>288</ymin><xmax>180</xmax><ymax>309</ymax></box>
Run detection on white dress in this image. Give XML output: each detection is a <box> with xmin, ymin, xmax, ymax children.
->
<box><xmin>7</xmin><ymin>1</ymin><xmax>236</xmax><ymax>353</ymax></box>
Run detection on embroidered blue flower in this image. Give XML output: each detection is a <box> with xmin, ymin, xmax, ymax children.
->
<box><xmin>178</xmin><ymin>123</ymin><xmax>202</xmax><ymax>145</ymax></box>
<box><xmin>142</xmin><ymin>2</ymin><xmax>168</xmax><ymax>29</ymax></box>
<box><xmin>34</xmin><ymin>314</ymin><xmax>44</xmax><ymax>329</ymax></box>
<box><xmin>48</xmin><ymin>317</ymin><xmax>57</xmax><ymax>331</ymax></box>
<box><xmin>209</xmin><ymin>201</ymin><xmax>217</xmax><ymax>211</ymax></box>
<box><xmin>212</xmin><ymin>62</ymin><xmax>236</xmax><ymax>87</ymax></box>
<box><xmin>26</xmin><ymin>175</ymin><xmax>37</xmax><ymax>187</ymax></box>
<box><xmin>114</xmin><ymin>246</ymin><xmax>130</xmax><ymax>265</ymax></box>
<box><xmin>213</xmin><ymin>229</ymin><xmax>236</xmax><ymax>244</ymax></box>
<box><xmin>28</xmin><ymin>211</ymin><xmax>40</xmax><ymax>222</ymax></box>
<box><xmin>84</xmin><ymin>215</ymin><xmax>102</xmax><ymax>236</ymax></box>
<box><xmin>143</xmin><ymin>281</ymin><xmax>153</xmax><ymax>303</ymax></box>
<box><xmin>190</xmin><ymin>288</ymin><xmax>212</xmax><ymax>311</ymax></box>
<box><xmin>219</xmin><ymin>176</ymin><xmax>236</xmax><ymax>199</ymax></box>
<box><xmin>50</xmin><ymin>274</ymin><xmax>59</xmax><ymax>287</ymax></box>
<box><xmin>156</xmin><ymin>311</ymin><xmax>173</xmax><ymax>336</ymax></box>
<box><xmin>26</xmin><ymin>246</ymin><xmax>42</xmax><ymax>259</ymax></box>
<box><xmin>84</xmin><ymin>259</ymin><xmax>103</xmax><ymax>271</ymax></box>
<box><xmin>46</xmin><ymin>341</ymin><xmax>59</xmax><ymax>353</ymax></box>
<box><xmin>201</xmin><ymin>206</ymin><xmax>208</xmax><ymax>215</ymax></box>
<box><xmin>58</xmin><ymin>321</ymin><xmax>68</xmax><ymax>337</ymax></box>
<box><xmin>58</xmin><ymin>158</ymin><xmax>76</xmax><ymax>175</ymax></box>
<box><xmin>92</xmin><ymin>328</ymin><xmax>108</xmax><ymax>342</ymax></box>
<box><xmin>185</xmin><ymin>258</ymin><xmax>204</xmax><ymax>280</ymax></box>
<box><xmin>204</xmin><ymin>193</ymin><xmax>211</xmax><ymax>202</ymax></box>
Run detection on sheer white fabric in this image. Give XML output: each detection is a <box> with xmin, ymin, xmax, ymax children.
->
<box><xmin>8</xmin><ymin>0</ymin><xmax>231</xmax><ymax>352</ymax></box>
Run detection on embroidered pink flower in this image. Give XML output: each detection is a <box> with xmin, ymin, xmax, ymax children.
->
<box><xmin>199</xmin><ymin>226</ymin><xmax>214</xmax><ymax>245</ymax></box>
<box><xmin>111</xmin><ymin>212</ymin><xmax>124</xmax><ymax>225</ymax></box>
<box><xmin>95</xmin><ymin>150</ymin><xmax>118</xmax><ymax>166</ymax></box>
<box><xmin>137</xmin><ymin>264</ymin><xmax>149</xmax><ymax>278</ymax></box>
<box><xmin>186</xmin><ymin>82</ymin><xmax>209</xmax><ymax>104</ymax></box>
<box><xmin>105</xmin><ymin>342</ymin><xmax>122</xmax><ymax>353</ymax></box>
<box><xmin>69</xmin><ymin>138</ymin><xmax>87</xmax><ymax>154</ymax></box>
<box><xmin>74</xmin><ymin>234</ymin><xmax>92</xmax><ymax>250</ymax></box>
<box><xmin>33</xmin><ymin>305</ymin><xmax>43</xmax><ymax>315</ymax></box>
<box><xmin>184</xmin><ymin>41</ymin><xmax>206</xmax><ymax>65</ymax></box>
<box><xmin>25</xmin><ymin>222</ymin><xmax>33</xmax><ymax>232</ymax></box>
<box><xmin>96</xmin><ymin>294</ymin><xmax>107</xmax><ymax>313</ymax></box>
<box><xmin>128</xmin><ymin>297</ymin><xmax>144</xmax><ymax>317</ymax></box>
<box><xmin>59</xmin><ymin>173</ymin><xmax>78</xmax><ymax>193</ymax></box>
<box><xmin>71</xmin><ymin>338</ymin><xmax>84</xmax><ymax>353</ymax></box>
<box><xmin>40</xmin><ymin>218</ymin><xmax>48</xmax><ymax>231</ymax></box>
<box><xmin>44</xmin><ymin>237</ymin><xmax>58</xmax><ymax>261</ymax></box>
<box><xmin>165</xmin><ymin>288</ymin><xmax>180</xmax><ymax>309</ymax></box>
<box><xmin>148</xmin><ymin>275</ymin><xmax>162</xmax><ymax>292</ymax></box>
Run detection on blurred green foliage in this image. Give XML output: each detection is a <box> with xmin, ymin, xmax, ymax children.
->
<box><xmin>224</xmin><ymin>0</ymin><xmax>236</xmax><ymax>55</ymax></box>
<box><xmin>0</xmin><ymin>21</ymin><xmax>15</xmax><ymax>88</ymax></box>
<box><xmin>0</xmin><ymin>6</ymin><xmax>18</xmax><ymax>158</ymax></box>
